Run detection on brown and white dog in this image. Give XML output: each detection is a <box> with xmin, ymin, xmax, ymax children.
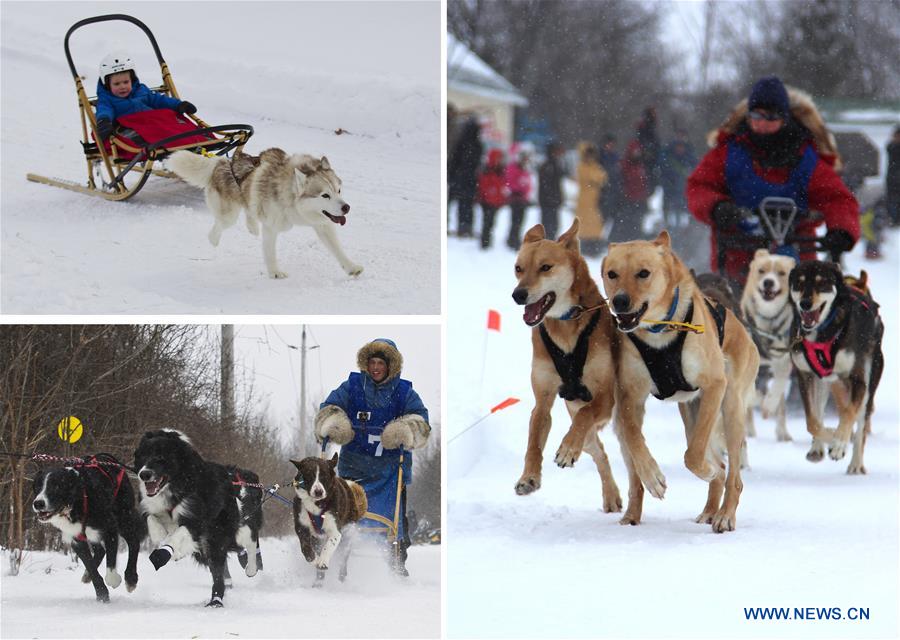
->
<box><xmin>291</xmin><ymin>454</ymin><xmax>367</xmax><ymax>585</ymax></box>
<box><xmin>741</xmin><ymin>249</ymin><xmax>797</xmax><ymax>442</ymax></box>
<box><xmin>510</xmin><ymin>219</ymin><xmax>622</xmax><ymax>513</ymax></box>
<box><xmin>788</xmin><ymin>261</ymin><xmax>883</xmax><ymax>472</ymax></box>
<box><xmin>601</xmin><ymin>231</ymin><xmax>759</xmax><ymax>532</ymax></box>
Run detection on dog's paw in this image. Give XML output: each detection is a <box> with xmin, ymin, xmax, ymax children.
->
<box><xmin>775</xmin><ymin>428</ymin><xmax>793</xmax><ymax>442</ymax></box>
<box><xmin>554</xmin><ymin>437</ymin><xmax>583</xmax><ymax>468</ymax></box>
<box><xmin>105</xmin><ymin>568</ymin><xmax>122</xmax><ymax>589</ymax></box>
<box><xmin>126</xmin><ymin>581</ymin><xmax>137</xmax><ymax>593</ymax></box>
<box><xmin>245</xmin><ymin>218</ymin><xmax>260</xmax><ymax>236</ymax></box>
<box><xmin>205</xmin><ymin>596</ymin><xmax>224</xmax><ymax>608</ymax></box>
<box><xmin>514</xmin><ymin>474</ymin><xmax>541</xmax><ymax>495</ymax></box>
<box><xmin>761</xmin><ymin>392</ymin><xmax>781</xmax><ymax>419</ymax></box>
<box><xmin>634</xmin><ymin>457</ymin><xmax>667</xmax><ymax>499</ymax></box>
<box><xmin>81</xmin><ymin>569</ymin><xmax>92</xmax><ymax>584</ymax></box>
<box><xmin>208</xmin><ymin>227</ymin><xmax>222</xmax><ymax>247</ymax></box>
<box><xmin>602</xmin><ymin>488</ymin><xmax>623</xmax><ymax>513</ymax></box>
<box><xmin>95</xmin><ymin>589</ymin><xmax>110</xmax><ymax>603</ymax></box>
<box><xmin>345</xmin><ymin>264</ymin><xmax>363</xmax><ymax>277</ymax></box>
<box><xmin>315</xmin><ymin>559</ymin><xmax>329</xmax><ymax>571</ymax></box>
<box><xmin>828</xmin><ymin>439</ymin><xmax>849</xmax><ymax>460</ymax></box>
<box><xmin>806</xmin><ymin>442</ymin><xmax>826</xmax><ymax>462</ymax></box>
<box><xmin>711</xmin><ymin>508</ymin><xmax>737</xmax><ymax>533</ymax></box>
<box><xmin>846</xmin><ymin>461</ymin><xmax>867</xmax><ymax>475</ymax></box>
<box><xmin>619</xmin><ymin>510</ymin><xmax>641</xmax><ymax>526</ymax></box>
<box><xmin>244</xmin><ymin>562</ymin><xmax>258</xmax><ymax>578</ymax></box>
<box><xmin>269</xmin><ymin>270</ymin><xmax>289</xmax><ymax>279</ymax></box>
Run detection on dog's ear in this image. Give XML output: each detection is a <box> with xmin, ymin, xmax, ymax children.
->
<box><xmin>319</xmin><ymin>156</ymin><xmax>331</xmax><ymax>171</ymax></box>
<box><xmin>652</xmin><ymin>230</ymin><xmax>671</xmax><ymax>248</ymax></box>
<box><xmin>290</xmin><ymin>459</ymin><xmax>303</xmax><ymax>470</ymax></box>
<box><xmin>557</xmin><ymin>219</ymin><xmax>580</xmax><ymax>252</ymax></box>
<box><xmin>523</xmin><ymin>224</ymin><xmax>545</xmax><ymax>244</ymax></box>
<box><xmin>753</xmin><ymin>248</ymin><xmax>771</xmax><ymax>260</ymax></box>
<box><xmin>329</xmin><ymin>453</ymin><xmax>339</xmax><ymax>468</ymax></box>
<box><xmin>293</xmin><ymin>155</ymin><xmax>320</xmax><ymax>176</ymax></box>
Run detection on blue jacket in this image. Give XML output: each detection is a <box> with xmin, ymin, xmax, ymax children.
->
<box><xmin>95</xmin><ymin>77</ymin><xmax>182</xmax><ymax>122</ymax></box>
<box><xmin>321</xmin><ymin>371</ymin><xmax>428</xmax><ymax>483</ymax></box>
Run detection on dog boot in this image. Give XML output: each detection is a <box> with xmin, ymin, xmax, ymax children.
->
<box><xmin>390</xmin><ymin>555</ymin><xmax>409</xmax><ymax>578</ymax></box>
<box><xmin>149</xmin><ymin>545</ymin><xmax>173</xmax><ymax>570</ymax></box>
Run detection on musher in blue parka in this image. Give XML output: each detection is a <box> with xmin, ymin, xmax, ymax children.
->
<box><xmin>314</xmin><ymin>338</ymin><xmax>431</xmax><ymax>576</ymax></box>
<box><xmin>94</xmin><ymin>52</ymin><xmax>197</xmax><ymax>141</ymax></box>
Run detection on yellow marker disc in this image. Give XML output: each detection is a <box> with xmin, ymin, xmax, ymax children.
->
<box><xmin>57</xmin><ymin>416</ymin><xmax>83</xmax><ymax>444</ymax></box>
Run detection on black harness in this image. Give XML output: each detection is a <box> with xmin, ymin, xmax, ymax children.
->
<box><xmin>539</xmin><ymin>309</ymin><xmax>603</xmax><ymax>402</ymax></box>
<box><xmin>627</xmin><ymin>299</ymin><xmax>726</xmax><ymax>400</ymax></box>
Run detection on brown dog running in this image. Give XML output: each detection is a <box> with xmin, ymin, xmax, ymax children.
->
<box><xmin>601</xmin><ymin>231</ymin><xmax>759</xmax><ymax>532</ymax></box>
<box><xmin>511</xmin><ymin>220</ymin><xmax>622</xmax><ymax>513</ymax></box>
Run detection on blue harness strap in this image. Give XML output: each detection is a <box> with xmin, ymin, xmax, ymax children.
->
<box><xmin>725</xmin><ymin>141</ymin><xmax>817</xmax><ymax>211</ymax></box>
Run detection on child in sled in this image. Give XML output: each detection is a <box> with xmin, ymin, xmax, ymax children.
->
<box><xmin>94</xmin><ymin>52</ymin><xmax>197</xmax><ymax>141</ymax></box>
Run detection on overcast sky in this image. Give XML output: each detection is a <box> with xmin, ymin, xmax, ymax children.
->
<box><xmin>227</xmin><ymin>324</ymin><xmax>441</xmax><ymax>442</ymax></box>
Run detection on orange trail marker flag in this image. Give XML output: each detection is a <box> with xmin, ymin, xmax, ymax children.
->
<box><xmin>487</xmin><ymin>309</ymin><xmax>501</xmax><ymax>332</ymax></box>
<box><xmin>448</xmin><ymin>397</ymin><xmax>520</xmax><ymax>444</ymax></box>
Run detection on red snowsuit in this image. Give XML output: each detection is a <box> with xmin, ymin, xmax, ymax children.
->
<box><xmin>687</xmin><ymin>128</ymin><xmax>859</xmax><ymax>282</ymax></box>
<box><xmin>478</xmin><ymin>150</ymin><xmax>507</xmax><ymax>208</ymax></box>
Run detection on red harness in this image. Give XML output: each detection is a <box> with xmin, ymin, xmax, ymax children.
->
<box><xmin>73</xmin><ymin>456</ymin><xmax>127</xmax><ymax>542</ymax></box>
<box><xmin>800</xmin><ymin>290</ymin><xmax>872</xmax><ymax>379</ymax></box>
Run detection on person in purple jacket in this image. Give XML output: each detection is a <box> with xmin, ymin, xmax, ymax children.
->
<box><xmin>94</xmin><ymin>52</ymin><xmax>197</xmax><ymax>141</ymax></box>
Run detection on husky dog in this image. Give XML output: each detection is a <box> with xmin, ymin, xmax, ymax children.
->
<box><xmin>291</xmin><ymin>454</ymin><xmax>367</xmax><ymax>586</ymax></box>
<box><xmin>788</xmin><ymin>261</ymin><xmax>883</xmax><ymax>472</ymax></box>
<box><xmin>168</xmin><ymin>148</ymin><xmax>363</xmax><ymax>279</ymax></box>
<box><xmin>32</xmin><ymin>458</ymin><xmax>143</xmax><ymax>602</ymax></box>
<box><xmin>741</xmin><ymin>249</ymin><xmax>797</xmax><ymax>442</ymax></box>
<box><xmin>601</xmin><ymin>231</ymin><xmax>759</xmax><ymax>532</ymax></box>
<box><xmin>510</xmin><ymin>220</ymin><xmax>622</xmax><ymax>514</ymax></box>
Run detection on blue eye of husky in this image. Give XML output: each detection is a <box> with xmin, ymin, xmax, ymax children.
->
<box><xmin>321</xmin><ymin>193</ymin><xmax>331</xmax><ymax>199</ymax></box>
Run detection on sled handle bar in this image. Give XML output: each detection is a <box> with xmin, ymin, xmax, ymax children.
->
<box><xmin>65</xmin><ymin>14</ymin><xmax>165</xmax><ymax>79</ymax></box>
<box><xmin>108</xmin><ymin>123</ymin><xmax>254</xmax><ymax>188</ymax></box>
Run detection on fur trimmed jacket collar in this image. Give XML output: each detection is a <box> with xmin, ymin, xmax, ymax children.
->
<box><xmin>356</xmin><ymin>339</ymin><xmax>403</xmax><ymax>381</ymax></box>
<box><xmin>706</xmin><ymin>86</ymin><xmax>841</xmax><ymax>171</ymax></box>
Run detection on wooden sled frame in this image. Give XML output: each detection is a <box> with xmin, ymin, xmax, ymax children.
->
<box><xmin>26</xmin><ymin>14</ymin><xmax>253</xmax><ymax>201</ymax></box>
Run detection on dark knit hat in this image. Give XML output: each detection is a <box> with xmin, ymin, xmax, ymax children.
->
<box><xmin>748</xmin><ymin>76</ymin><xmax>790</xmax><ymax>117</ymax></box>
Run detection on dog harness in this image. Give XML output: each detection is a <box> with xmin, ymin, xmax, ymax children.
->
<box><xmin>725</xmin><ymin>142</ymin><xmax>817</xmax><ymax>211</ymax></box>
<box><xmin>539</xmin><ymin>309</ymin><xmax>603</xmax><ymax>402</ymax></box>
<box><xmin>627</xmin><ymin>299</ymin><xmax>726</xmax><ymax>400</ymax></box>
<box><xmin>799</xmin><ymin>289</ymin><xmax>873</xmax><ymax>378</ymax></box>
<box><xmin>72</xmin><ymin>456</ymin><xmax>128</xmax><ymax>542</ymax></box>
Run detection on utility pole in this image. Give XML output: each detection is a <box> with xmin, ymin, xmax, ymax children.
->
<box><xmin>298</xmin><ymin>325</ymin><xmax>319</xmax><ymax>457</ymax></box>
<box><xmin>221</xmin><ymin>325</ymin><xmax>234</xmax><ymax>427</ymax></box>
<box><xmin>700</xmin><ymin>0</ymin><xmax>716</xmax><ymax>95</ymax></box>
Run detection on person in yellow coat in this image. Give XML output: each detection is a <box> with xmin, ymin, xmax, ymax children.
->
<box><xmin>575</xmin><ymin>141</ymin><xmax>608</xmax><ymax>256</ymax></box>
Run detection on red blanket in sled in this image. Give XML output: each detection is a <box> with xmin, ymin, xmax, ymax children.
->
<box><xmin>101</xmin><ymin>109</ymin><xmax>214</xmax><ymax>159</ymax></box>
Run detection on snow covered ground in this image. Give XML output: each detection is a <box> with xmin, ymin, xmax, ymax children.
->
<box><xmin>1</xmin><ymin>536</ymin><xmax>439</xmax><ymax>638</ymax></box>
<box><xmin>0</xmin><ymin>2</ymin><xmax>440</xmax><ymax>314</ymax></box>
<box><xmin>447</xmin><ymin>205</ymin><xmax>899</xmax><ymax>638</ymax></box>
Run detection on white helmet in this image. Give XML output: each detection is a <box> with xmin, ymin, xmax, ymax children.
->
<box><xmin>99</xmin><ymin>52</ymin><xmax>135</xmax><ymax>84</ymax></box>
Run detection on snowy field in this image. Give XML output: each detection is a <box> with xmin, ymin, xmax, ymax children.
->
<box><xmin>447</xmin><ymin>205</ymin><xmax>900</xmax><ymax>639</ymax></box>
<box><xmin>1</xmin><ymin>536</ymin><xmax>439</xmax><ymax>639</ymax></box>
<box><xmin>0</xmin><ymin>1</ymin><xmax>440</xmax><ymax>315</ymax></box>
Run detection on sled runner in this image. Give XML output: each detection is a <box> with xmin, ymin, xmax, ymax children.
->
<box><xmin>355</xmin><ymin>448</ymin><xmax>407</xmax><ymax>548</ymax></box>
<box><xmin>26</xmin><ymin>14</ymin><xmax>253</xmax><ymax>201</ymax></box>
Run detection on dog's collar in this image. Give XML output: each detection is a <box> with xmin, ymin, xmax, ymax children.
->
<box><xmin>559</xmin><ymin>301</ymin><xmax>605</xmax><ymax>321</ymax></box>
<box><xmin>646</xmin><ymin>287</ymin><xmax>680</xmax><ymax>334</ymax></box>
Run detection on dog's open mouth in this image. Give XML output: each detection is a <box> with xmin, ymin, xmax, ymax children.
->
<box><xmin>35</xmin><ymin>509</ymin><xmax>59</xmax><ymax>522</ymax></box>
<box><xmin>523</xmin><ymin>292</ymin><xmax>556</xmax><ymax>326</ymax></box>
<box><xmin>322</xmin><ymin>211</ymin><xmax>346</xmax><ymax>226</ymax></box>
<box><xmin>613</xmin><ymin>302</ymin><xmax>649</xmax><ymax>332</ymax></box>
<box><xmin>143</xmin><ymin>476</ymin><xmax>168</xmax><ymax>497</ymax></box>
<box><xmin>760</xmin><ymin>287</ymin><xmax>781</xmax><ymax>301</ymax></box>
<box><xmin>800</xmin><ymin>302</ymin><xmax>826</xmax><ymax>330</ymax></box>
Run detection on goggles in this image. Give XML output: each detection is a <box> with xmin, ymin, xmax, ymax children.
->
<box><xmin>748</xmin><ymin>110</ymin><xmax>784</xmax><ymax>122</ymax></box>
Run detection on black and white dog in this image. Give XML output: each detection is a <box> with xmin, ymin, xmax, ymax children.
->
<box><xmin>32</xmin><ymin>456</ymin><xmax>143</xmax><ymax>602</ymax></box>
<box><xmin>225</xmin><ymin>465</ymin><xmax>264</xmax><ymax>578</ymax></box>
<box><xmin>789</xmin><ymin>261</ymin><xmax>884</xmax><ymax>472</ymax></box>
<box><xmin>133</xmin><ymin>429</ymin><xmax>242</xmax><ymax>607</ymax></box>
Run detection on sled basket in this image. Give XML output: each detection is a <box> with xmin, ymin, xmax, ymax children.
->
<box><xmin>26</xmin><ymin>14</ymin><xmax>254</xmax><ymax>201</ymax></box>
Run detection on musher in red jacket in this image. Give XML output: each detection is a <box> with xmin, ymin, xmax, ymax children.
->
<box><xmin>686</xmin><ymin>76</ymin><xmax>859</xmax><ymax>284</ymax></box>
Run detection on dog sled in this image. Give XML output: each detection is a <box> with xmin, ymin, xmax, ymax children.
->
<box><xmin>714</xmin><ymin>196</ymin><xmax>838</xmax><ymax>276</ymax></box>
<box><xmin>26</xmin><ymin>14</ymin><xmax>253</xmax><ymax>201</ymax></box>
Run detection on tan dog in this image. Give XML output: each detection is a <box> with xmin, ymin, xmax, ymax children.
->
<box><xmin>741</xmin><ymin>249</ymin><xmax>797</xmax><ymax>442</ymax></box>
<box><xmin>511</xmin><ymin>220</ymin><xmax>622</xmax><ymax>513</ymax></box>
<box><xmin>601</xmin><ymin>231</ymin><xmax>759</xmax><ymax>532</ymax></box>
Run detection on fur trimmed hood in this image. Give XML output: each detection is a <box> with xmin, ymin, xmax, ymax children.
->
<box><xmin>706</xmin><ymin>86</ymin><xmax>842</xmax><ymax>171</ymax></box>
<box><xmin>356</xmin><ymin>338</ymin><xmax>403</xmax><ymax>381</ymax></box>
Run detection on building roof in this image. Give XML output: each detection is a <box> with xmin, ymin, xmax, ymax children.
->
<box><xmin>447</xmin><ymin>33</ymin><xmax>528</xmax><ymax>107</ymax></box>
